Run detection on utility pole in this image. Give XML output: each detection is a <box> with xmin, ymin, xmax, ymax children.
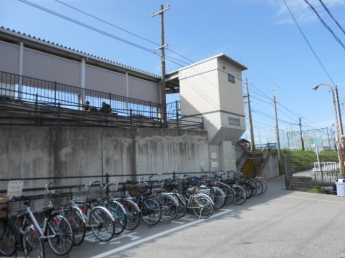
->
<box><xmin>335</xmin><ymin>86</ymin><xmax>344</xmax><ymax>135</ymax></box>
<box><xmin>245</xmin><ymin>78</ymin><xmax>255</xmax><ymax>151</ymax></box>
<box><xmin>269</xmin><ymin>88</ymin><xmax>281</xmax><ymax>159</ymax></box>
<box><xmin>152</xmin><ymin>4</ymin><xmax>170</xmax><ymax>125</ymax></box>
<box><xmin>299</xmin><ymin>117</ymin><xmax>305</xmax><ymax>151</ymax></box>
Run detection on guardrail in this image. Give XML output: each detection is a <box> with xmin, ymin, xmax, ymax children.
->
<box><xmin>0</xmin><ymin>71</ymin><xmax>204</xmax><ymax>130</ymax></box>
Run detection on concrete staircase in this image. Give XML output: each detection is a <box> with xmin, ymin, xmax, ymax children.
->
<box><xmin>241</xmin><ymin>158</ymin><xmax>261</xmax><ymax>178</ymax></box>
<box><xmin>289</xmin><ymin>176</ymin><xmax>313</xmax><ymax>191</ymax></box>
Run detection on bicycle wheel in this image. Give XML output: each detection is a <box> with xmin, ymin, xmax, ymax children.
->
<box><xmin>233</xmin><ymin>186</ymin><xmax>247</xmax><ymax>205</ymax></box>
<box><xmin>254</xmin><ymin>179</ymin><xmax>263</xmax><ymax>196</ymax></box>
<box><xmin>240</xmin><ymin>182</ymin><xmax>253</xmax><ymax>199</ymax></box>
<box><xmin>67</xmin><ymin>207</ymin><xmax>86</xmax><ymax>246</ymax></box>
<box><xmin>140</xmin><ymin>198</ymin><xmax>161</xmax><ymax>226</ymax></box>
<box><xmin>246</xmin><ymin>180</ymin><xmax>258</xmax><ymax>197</ymax></box>
<box><xmin>211</xmin><ymin>187</ymin><xmax>225</xmax><ymax>210</ymax></box>
<box><xmin>0</xmin><ymin>221</ymin><xmax>17</xmax><ymax>257</ymax></box>
<box><xmin>174</xmin><ymin>193</ymin><xmax>187</xmax><ymax>219</ymax></box>
<box><xmin>159</xmin><ymin>195</ymin><xmax>178</xmax><ymax>222</ymax></box>
<box><xmin>124</xmin><ymin>201</ymin><xmax>140</xmax><ymax>231</ymax></box>
<box><xmin>259</xmin><ymin>179</ymin><xmax>267</xmax><ymax>194</ymax></box>
<box><xmin>192</xmin><ymin>195</ymin><xmax>214</xmax><ymax>219</ymax></box>
<box><xmin>22</xmin><ymin>224</ymin><xmax>45</xmax><ymax>258</ymax></box>
<box><xmin>47</xmin><ymin>214</ymin><xmax>73</xmax><ymax>256</ymax></box>
<box><xmin>107</xmin><ymin>201</ymin><xmax>127</xmax><ymax>235</ymax></box>
<box><xmin>89</xmin><ymin>207</ymin><xmax>115</xmax><ymax>242</ymax></box>
<box><xmin>222</xmin><ymin>187</ymin><xmax>234</xmax><ymax>205</ymax></box>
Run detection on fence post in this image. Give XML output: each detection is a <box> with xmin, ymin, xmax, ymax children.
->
<box><xmin>35</xmin><ymin>93</ymin><xmax>39</xmax><ymax>126</ymax></box>
<box><xmin>150</xmin><ymin>102</ymin><xmax>152</xmax><ymax>118</ymax></box>
<box><xmin>58</xmin><ymin>102</ymin><xmax>61</xmax><ymax>127</ymax></box>
<box><xmin>105</xmin><ymin>173</ymin><xmax>109</xmax><ymax>196</ymax></box>
<box><xmin>54</xmin><ymin>81</ymin><xmax>57</xmax><ymax>106</ymax></box>
<box><xmin>175</xmin><ymin>101</ymin><xmax>179</xmax><ymax>128</ymax></box>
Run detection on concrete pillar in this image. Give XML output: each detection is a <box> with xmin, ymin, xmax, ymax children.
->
<box><xmin>220</xmin><ymin>141</ymin><xmax>237</xmax><ymax>172</ymax></box>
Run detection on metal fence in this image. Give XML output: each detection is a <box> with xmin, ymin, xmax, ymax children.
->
<box><xmin>0</xmin><ymin>71</ymin><xmax>203</xmax><ymax>130</ymax></box>
<box><xmin>0</xmin><ymin>171</ymin><xmax>215</xmax><ymax>196</ymax></box>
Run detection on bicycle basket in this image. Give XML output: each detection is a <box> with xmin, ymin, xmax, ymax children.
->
<box><xmin>8</xmin><ymin>199</ymin><xmax>27</xmax><ymax>216</ymax></box>
<box><xmin>31</xmin><ymin>197</ymin><xmax>50</xmax><ymax>213</ymax></box>
<box><xmin>71</xmin><ymin>186</ymin><xmax>88</xmax><ymax>202</ymax></box>
<box><xmin>86</xmin><ymin>185</ymin><xmax>105</xmax><ymax>201</ymax></box>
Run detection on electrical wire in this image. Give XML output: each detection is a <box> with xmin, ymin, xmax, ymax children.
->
<box><xmin>319</xmin><ymin>0</ymin><xmax>345</xmax><ymax>36</ymax></box>
<box><xmin>55</xmin><ymin>0</ymin><xmax>196</xmax><ymax>65</ymax></box>
<box><xmin>304</xmin><ymin>0</ymin><xmax>345</xmax><ymax>50</ymax></box>
<box><xmin>18</xmin><ymin>0</ymin><xmax>189</xmax><ymax>68</ymax></box>
<box><xmin>282</xmin><ymin>0</ymin><xmax>336</xmax><ymax>86</ymax></box>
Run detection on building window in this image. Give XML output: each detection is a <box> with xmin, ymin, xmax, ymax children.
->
<box><xmin>228</xmin><ymin>74</ymin><xmax>235</xmax><ymax>83</ymax></box>
<box><xmin>229</xmin><ymin>117</ymin><xmax>240</xmax><ymax>126</ymax></box>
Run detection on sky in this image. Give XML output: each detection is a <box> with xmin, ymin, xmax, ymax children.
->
<box><xmin>1</xmin><ymin>0</ymin><xmax>345</xmax><ymax>148</ymax></box>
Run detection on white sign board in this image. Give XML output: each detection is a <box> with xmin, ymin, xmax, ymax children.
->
<box><xmin>110</xmin><ymin>177</ymin><xmax>119</xmax><ymax>191</ymax></box>
<box><xmin>7</xmin><ymin>181</ymin><xmax>23</xmax><ymax>197</ymax></box>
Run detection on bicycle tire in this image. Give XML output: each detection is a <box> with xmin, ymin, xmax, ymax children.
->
<box><xmin>221</xmin><ymin>186</ymin><xmax>234</xmax><ymax>206</ymax></box>
<box><xmin>159</xmin><ymin>195</ymin><xmax>178</xmax><ymax>222</ymax></box>
<box><xmin>0</xmin><ymin>221</ymin><xmax>17</xmax><ymax>257</ymax></box>
<box><xmin>210</xmin><ymin>187</ymin><xmax>225</xmax><ymax>210</ymax></box>
<box><xmin>232</xmin><ymin>186</ymin><xmax>247</xmax><ymax>205</ymax></box>
<box><xmin>89</xmin><ymin>207</ymin><xmax>115</xmax><ymax>242</ymax></box>
<box><xmin>240</xmin><ymin>182</ymin><xmax>253</xmax><ymax>199</ymax></box>
<box><xmin>47</xmin><ymin>214</ymin><xmax>73</xmax><ymax>256</ymax></box>
<box><xmin>254</xmin><ymin>179</ymin><xmax>263</xmax><ymax>196</ymax></box>
<box><xmin>192</xmin><ymin>195</ymin><xmax>214</xmax><ymax>219</ymax></box>
<box><xmin>259</xmin><ymin>179</ymin><xmax>267</xmax><ymax>194</ymax></box>
<box><xmin>174</xmin><ymin>193</ymin><xmax>187</xmax><ymax>219</ymax></box>
<box><xmin>246</xmin><ymin>179</ymin><xmax>258</xmax><ymax>197</ymax></box>
<box><xmin>22</xmin><ymin>224</ymin><xmax>45</xmax><ymax>258</ymax></box>
<box><xmin>124</xmin><ymin>201</ymin><xmax>140</xmax><ymax>230</ymax></box>
<box><xmin>67</xmin><ymin>207</ymin><xmax>86</xmax><ymax>246</ymax></box>
<box><xmin>140</xmin><ymin>198</ymin><xmax>161</xmax><ymax>226</ymax></box>
<box><xmin>107</xmin><ymin>201</ymin><xmax>127</xmax><ymax>235</ymax></box>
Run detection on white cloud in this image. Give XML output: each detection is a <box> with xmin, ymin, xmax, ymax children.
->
<box><xmin>273</xmin><ymin>0</ymin><xmax>345</xmax><ymax>24</ymax></box>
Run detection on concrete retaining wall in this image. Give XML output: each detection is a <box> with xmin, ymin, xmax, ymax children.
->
<box><xmin>261</xmin><ymin>153</ymin><xmax>279</xmax><ymax>180</ymax></box>
<box><xmin>0</xmin><ymin>127</ymin><xmax>209</xmax><ymax>190</ymax></box>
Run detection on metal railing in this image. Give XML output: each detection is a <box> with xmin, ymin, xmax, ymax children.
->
<box><xmin>0</xmin><ymin>71</ymin><xmax>204</xmax><ymax>130</ymax></box>
<box><xmin>0</xmin><ymin>171</ymin><xmax>216</xmax><ymax>195</ymax></box>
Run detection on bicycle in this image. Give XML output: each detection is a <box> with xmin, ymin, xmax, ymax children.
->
<box><xmin>126</xmin><ymin>180</ymin><xmax>161</xmax><ymax>226</ymax></box>
<box><xmin>47</xmin><ymin>183</ymin><xmax>87</xmax><ymax>247</ymax></box>
<box><xmin>0</xmin><ymin>195</ymin><xmax>44</xmax><ymax>257</ymax></box>
<box><xmin>74</xmin><ymin>181</ymin><xmax>115</xmax><ymax>242</ymax></box>
<box><xmin>1</xmin><ymin>193</ymin><xmax>74</xmax><ymax>257</ymax></box>
<box><xmin>99</xmin><ymin>182</ymin><xmax>127</xmax><ymax>235</ymax></box>
<box><xmin>140</xmin><ymin>176</ymin><xmax>179</xmax><ymax>222</ymax></box>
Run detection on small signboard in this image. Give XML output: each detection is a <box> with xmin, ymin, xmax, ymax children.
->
<box><xmin>7</xmin><ymin>181</ymin><xmax>23</xmax><ymax>197</ymax></box>
<box><xmin>211</xmin><ymin>161</ymin><xmax>218</xmax><ymax>168</ymax></box>
<box><xmin>109</xmin><ymin>177</ymin><xmax>119</xmax><ymax>191</ymax></box>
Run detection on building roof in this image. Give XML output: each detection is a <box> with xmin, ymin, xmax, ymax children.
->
<box><xmin>165</xmin><ymin>53</ymin><xmax>248</xmax><ymax>93</ymax></box>
<box><xmin>0</xmin><ymin>26</ymin><xmax>161</xmax><ymax>81</ymax></box>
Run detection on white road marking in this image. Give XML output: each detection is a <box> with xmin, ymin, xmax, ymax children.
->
<box><xmin>91</xmin><ymin>209</ymin><xmax>233</xmax><ymax>258</ymax></box>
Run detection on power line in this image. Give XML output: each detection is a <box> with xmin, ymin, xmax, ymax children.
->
<box><xmin>319</xmin><ymin>0</ymin><xmax>345</xmax><ymax>36</ymax></box>
<box><xmin>304</xmin><ymin>0</ymin><xmax>345</xmax><ymax>51</ymax></box>
<box><xmin>55</xmin><ymin>0</ymin><xmax>196</xmax><ymax>64</ymax></box>
<box><xmin>282</xmin><ymin>0</ymin><xmax>336</xmax><ymax>86</ymax></box>
<box><xmin>18</xmin><ymin>0</ymin><xmax>189</xmax><ymax>68</ymax></box>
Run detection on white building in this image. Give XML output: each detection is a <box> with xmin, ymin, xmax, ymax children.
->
<box><xmin>167</xmin><ymin>54</ymin><xmax>247</xmax><ymax>171</ymax></box>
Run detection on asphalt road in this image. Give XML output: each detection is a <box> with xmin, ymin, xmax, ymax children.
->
<box><xmin>22</xmin><ymin>176</ymin><xmax>345</xmax><ymax>258</ymax></box>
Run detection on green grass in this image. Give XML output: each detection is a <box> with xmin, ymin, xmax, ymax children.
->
<box><xmin>280</xmin><ymin>149</ymin><xmax>339</xmax><ymax>173</ymax></box>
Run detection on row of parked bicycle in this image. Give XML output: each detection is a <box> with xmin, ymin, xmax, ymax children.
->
<box><xmin>0</xmin><ymin>170</ymin><xmax>267</xmax><ymax>257</ymax></box>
